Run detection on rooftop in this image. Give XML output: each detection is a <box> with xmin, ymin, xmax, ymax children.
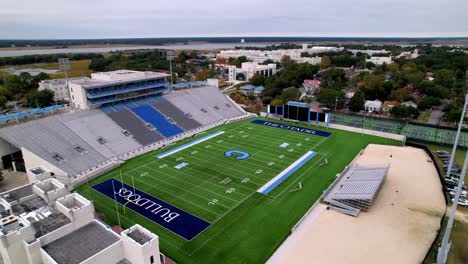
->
<box><xmin>127</xmin><ymin>228</ymin><xmax>152</xmax><ymax>245</ymax></box>
<box><xmin>240</xmin><ymin>85</ymin><xmax>264</xmax><ymax>91</ymax></box>
<box><xmin>43</xmin><ymin>220</ymin><xmax>120</xmax><ymax>264</ymax></box>
<box><xmin>71</xmin><ymin>70</ymin><xmax>169</xmax><ymax>89</ymax></box>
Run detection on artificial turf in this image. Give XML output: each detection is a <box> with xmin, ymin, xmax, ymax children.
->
<box><xmin>76</xmin><ymin>117</ymin><xmax>401</xmax><ymax>264</ymax></box>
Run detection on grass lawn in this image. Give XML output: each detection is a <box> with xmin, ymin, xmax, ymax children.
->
<box><xmin>76</xmin><ymin>118</ymin><xmax>401</xmax><ymax>263</ymax></box>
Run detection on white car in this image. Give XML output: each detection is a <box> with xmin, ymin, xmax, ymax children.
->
<box><xmin>451</xmin><ymin>197</ymin><xmax>468</xmax><ymax>207</ymax></box>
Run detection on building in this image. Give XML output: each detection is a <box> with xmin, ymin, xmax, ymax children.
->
<box><xmin>401</xmin><ymin>100</ymin><xmax>418</xmax><ymax>109</ymax></box>
<box><xmin>228</xmin><ymin>62</ymin><xmax>277</xmax><ymax>82</ymax></box>
<box><xmin>38</xmin><ymin>77</ymin><xmax>88</xmax><ymax>102</ymax></box>
<box><xmin>240</xmin><ymin>85</ymin><xmax>264</xmax><ymax>96</ymax></box>
<box><xmin>303</xmin><ymin>79</ymin><xmax>321</xmax><ymax>94</ymax></box>
<box><xmin>68</xmin><ymin>70</ymin><xmax>170</xmax><ymax>110</ymax></box>
<box><xmin>382</xmin><ymin>100</ymin><xmax>400</xmax><ymax>112</ymax></box>
<box><xmin>0</xmin><ymin>175</ymin><xmax>161</xmax><ymax>264</ymax></box>
<box><xmin>217</xmin><ymin>46</ymin><xmax>342</xmax><ymax>65</ymax></box>
<box><xmin>364</xmin><ymin>100</ymin><xmax>382</xmax><ymax>112</ymax></box>
<box><xmin>367</xmin><ymin>56</ymin><xmax>392</xmax><ymax>66</ymax></box>
<box><xmin>323</xmin><ymin>165</ymin><xmax>389</xmax><ymax>216</ymax></box>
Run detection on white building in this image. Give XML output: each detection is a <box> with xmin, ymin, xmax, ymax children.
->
<box><xmin>228</xmin><ymin>62</ymin><xmax>277</xmax><ymax>82</ymax></box>
<box><xmin>367</xmin><ymin>56</ymin><xmax>393</xmax><ymax>66</ymax></box>
<box><xmin>217</xmin><ymin>45</ymin><xmax>341</xmax><ymax>65</ymax></box>
<box><xmin>38</xmin><ymin>77</ymin><xmax>88</xmax><ymax>102</ymax></box>
<box><xmin>364</xmin><ymin>100</ymin><xmax>383</xmax><ymax>112</ymax></box>
<box><xmin>68</xmin><ymin>70</ymin><xmax>170</xmax><ymax>110</ymax></box>
<box><xmin>0</xmin><ymin>175</ymin><xmax>161</xmax><ymax>264</ymax></box>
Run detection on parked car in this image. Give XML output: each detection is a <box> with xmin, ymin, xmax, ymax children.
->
<box><xmin>437</xmin><ymin>150</ymin><xmax>450</xmax><ymax>155</ymax></box>
<box><xmin>451</xmin><ymin>197</ymin><xmax>468</xmax><ymax>207</ymax></box>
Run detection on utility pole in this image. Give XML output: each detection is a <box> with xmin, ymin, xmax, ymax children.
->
<box><xmin>58</xmin><ymin>58</ymin><xmax>72</xmax><ymax>110</ymax></box>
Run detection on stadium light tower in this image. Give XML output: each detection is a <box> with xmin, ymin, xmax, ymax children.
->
<box><xmin>166</xmin><ymin>50</ymin><xmax>175</xmax><ymax>88</ymax></box>
<box><xmin>58</xmin><ymin>58</ymin><xmax>73</xmax><ymax>110</ymax></box>
<box><xmin>437</xmin><ymin>91</ymin><xmax>468</xmax><ymax>264</ymax></box>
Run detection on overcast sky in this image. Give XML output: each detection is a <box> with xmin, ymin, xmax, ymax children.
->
<box><xmin>1</xmin><ymin>0</ymin><xmax>467</xmax><ymax>39</ymax></box>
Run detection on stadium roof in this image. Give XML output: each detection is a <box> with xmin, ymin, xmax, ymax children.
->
<box><xmin>43</xmin><ymin>220</ymin><xmax>120</xmax><ymax>264</ymax></box>
<box><xmin>172</xmin><ymin>81</ymin><xmax>207</xmax><ymax>89</ymax></box>
<box><xmin>70</xmin><ymin>70</ymin><xmax>169</xmax><ymax>89</ymax></box>
<box><xmin>325</xmin><ymin>165</ymin><xmax>388</xmax><ymax>201</ymax></box>
<box><xmin>0</xmin><ymin>115</ymin><xmax>108</xmax><ymax>176</ymax></box>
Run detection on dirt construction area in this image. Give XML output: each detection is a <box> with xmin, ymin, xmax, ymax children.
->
<box><xmin>268</xmin><ymin>144</ymin><xmax>446</xmax><ymax>264</ymax></box>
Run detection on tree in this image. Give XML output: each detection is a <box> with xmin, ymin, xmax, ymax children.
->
<box><xmin>317</xmin><ymin>88</ymin><xmax>344</xmax><ymax>109</ymax></box>
<box><xmin>418</xmin><ymin>96</ymin><xmax>441</xmax><ymax>110</ymax></box>
<box><xmin>349</xmin><ymin>91</ymin><xmax>365</xmax><ymax>112</ymax></box>
<box><xmin>434</xmin><ymin>69</ymin><xmax>454</xmax><ymax>88</ymax></box>
<box><xmin>25</xmin><ymin>89</ymin><xmax>55</xmax><ymax>107</ymax></box>
<box><xmin>320</xmin><ymin>56</ymin><xmax>331</xmax><ymax>69</ymax></box>
<box><xmin>270</xmin><ymin>98</ymin><xmax>283</xmax><ymax>106</ymax></box>
<box><xmin>390</xmin><ymin>106</ymin><xmax>419</xmax><ymax>119</ymax></box>
<box><xmin>231</xmin><ymin>93</ymin><xmax>246</xmax><ymax>104</ymax></box>
<box><xmin>320</xmin><ymin>68</ymin><xmax>345</xmax><ymax>90</ymax></box>
<box><xmin>0</xmin><ymin>95</ymin><xmax>7</xmax><ymax>108</ymax></box>
<box><xmin>280</xmin><ymin>55</ymin><xmax>292</xmax><ymax>67</ymax></box>
<box><xmin>250</xmin><ymin>73</ymin><xmax>265</xmax><ymax>86</ymax></box>
<box><xmin>281</xmin><ymin>87</ymin><xmax>300</xmax><ymax>103</ymax></box>
<box><xmin>362</xmin><ymin>74</ymin><xmax>386</xmax><ymax>100</ymax></box>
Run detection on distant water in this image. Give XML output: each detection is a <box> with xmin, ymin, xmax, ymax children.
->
<box><xmin>0</xmin><ymin>43</ymin><xmax>269</xmax><ymax>57</ymax></box>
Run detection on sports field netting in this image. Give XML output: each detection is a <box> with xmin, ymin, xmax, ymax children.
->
<box><xmin>331</xmin><ymin>113</ymin><xmax>468</xmax><ymax>147</ymax></box>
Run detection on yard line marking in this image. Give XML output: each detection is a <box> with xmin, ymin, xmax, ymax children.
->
<box><xmin>130</xmin><ymin>176</ymin><xmax>228</xmax><ymax>217</ymax></box>
<box><xmin>156</xmin><ymin>131</ymin><xmax>225</xmax><ymax>159</ymax></box>
<box><xmin>135</xmin><ymin>167</ymin><xmax>242</xmax><ymax>207</ymax></box>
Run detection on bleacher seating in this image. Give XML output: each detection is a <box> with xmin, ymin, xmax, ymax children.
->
<box><xmin>153</xmin><ymin>98</ymin><xmax>201</xmax><ymax>131</ymax></box>
<box><xmin>131</xmin><ymin>105</ymin><xmax>184</xmax><ymax>138</ymax></box>
<box><xmin>107</xmin><ymin>110</ymin><xmax>164</xmax><ymax>145</ymax></box>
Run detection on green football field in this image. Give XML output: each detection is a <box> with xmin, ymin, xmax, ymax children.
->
<box><xmin>76</xmin><ymin>118</ymin><xmax>401</xmax><ymax>263</ymax></box>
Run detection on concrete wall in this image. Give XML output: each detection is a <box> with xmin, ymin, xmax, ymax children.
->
<box><xmin>21</xmin><ymin>147</ymin><xmax>68</xmax><ymax>183</ymax></box>
<box><xmin>69</xmin><ymin>83</ymin><xmax>88</xmax><ymax>110</ymax></box>
<box><xmin>324</xmin><ymin>123</ymin><xmax>406</xmax><ymax>142</ymax></box>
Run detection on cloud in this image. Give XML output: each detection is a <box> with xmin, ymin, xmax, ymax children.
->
<box><xmin>0</xmin><ymin>0</ymin><xmax>467</xmax><ymax>38</ymax></box>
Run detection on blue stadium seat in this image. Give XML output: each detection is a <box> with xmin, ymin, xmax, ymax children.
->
<box><xmin>131</xmin><ymin>105</ymin><xmax>184</xmax><ymax>137</ymax></box>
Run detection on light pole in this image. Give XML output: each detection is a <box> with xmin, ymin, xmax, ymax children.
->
<box><xmin>437</xmin><ymin>93</ymin><xmax>468</xmax><ymax>264</ymax></box>
<box><xmin>166</xmin><ymin>51</ymin><xmax>175</xmax><ymax>88</ymax></box>
<box><xmin>58</xmin><ymin>58</ymin><xmax>72</xmax><ymax>110</ymax></box>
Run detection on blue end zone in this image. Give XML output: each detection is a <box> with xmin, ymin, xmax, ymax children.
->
<box><xmin>92</xmin><ymin>179</ymin><xmax>210</xmax><ymax>240</ymax></box>
<box><xmin>156</xmin><ymin>130</ymin><xmax>224</xmax><ymax>159</ymax></box>
<box><xmin>251</xmin><ymin>119</ymin><xmax>331</xmax><ymax>137</ymax></box>
<box><xmin>260</xmin><ymin>151</ymin><xmax>317</xmax><ymax>195</ymax></box>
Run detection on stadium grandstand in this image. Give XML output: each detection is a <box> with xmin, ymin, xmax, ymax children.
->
<box><xmin>0</xmin><ymin>70</ymin><xmax>250</xmax><ymax>188</ymax></box>
<box><xmin>323</xmin><ymin>165</ymin><xmax>389</xmax><ymax>216</ymax></box>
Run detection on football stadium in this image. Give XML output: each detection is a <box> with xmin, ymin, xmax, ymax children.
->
<box><xmin>0</xmin><ymin>70</ymin><xmax>449</xmax><ymax>264</ymax></box>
